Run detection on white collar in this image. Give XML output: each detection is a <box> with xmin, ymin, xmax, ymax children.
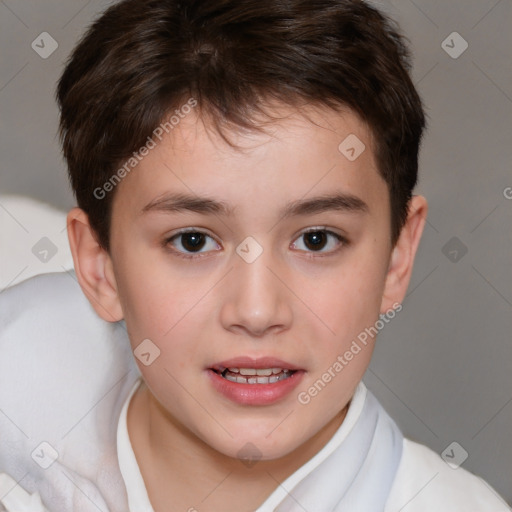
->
<box><xmin>117</xmin><ymin>379</ymin><xmax>154</xmax><ymax>512</ymax></box>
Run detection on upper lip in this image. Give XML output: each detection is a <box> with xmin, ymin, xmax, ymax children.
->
<box><xmin>210</xmin><ymin>356</ymin><xmax>303</xmax><ymax>372</ymax></box>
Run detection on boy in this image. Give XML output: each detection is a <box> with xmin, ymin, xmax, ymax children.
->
<box><xmin>0</xmin><ymin>0</ymin><xmax>509</xmax><ymax>510</ymax></box>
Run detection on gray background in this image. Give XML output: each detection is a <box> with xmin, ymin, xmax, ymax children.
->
<box><xmin>1</xmin><ymin>0</ymin><xmax>511</xmax><ymax>505</ymax></box>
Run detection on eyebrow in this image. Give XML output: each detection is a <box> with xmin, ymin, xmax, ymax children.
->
<box><xmin>141</xmin><ymin>191</ymin><xmax>369</xmax><ymax>219</ymax></box>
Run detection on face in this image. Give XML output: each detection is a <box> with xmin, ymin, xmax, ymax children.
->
<box><xmin>103</xmin><ymin>104</ymin><xmax>398</xmax><ymax>460</ymax></box>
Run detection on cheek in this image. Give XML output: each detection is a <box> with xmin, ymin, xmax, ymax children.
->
<box><xmin>112</xmin><ymin>251</ymin><xmax>184</xmax><ymax>343</ymax></box>
<box><xmin>311</xmin><ymin>252</ymin><xmax>388</xmax><ymax>346</ymax></box>
<box><xmin>113</xmin><ymin>256</ymin><xmax>213</xmax><ymax>373</ymax></box>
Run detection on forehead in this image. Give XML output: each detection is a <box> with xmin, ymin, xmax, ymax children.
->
<box><xmin>111</xmin><ymin>103</ymin><xmax>387</xmax><ymax>221</ymax></box>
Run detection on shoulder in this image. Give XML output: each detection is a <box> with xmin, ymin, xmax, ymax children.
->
<box><xmin>0</xmin><ymin>270</ymin><xmax>138</xmax><ymax>402</ymax></box>
<box><xmin>0</xmin><ymin>271</ymin><xmax>132</xmax><ymax>385</ymax></box>
<box><xmin>0</xmin><ymin>270</ymin><xmax>90</xmax><ymax>329</ymax></box>
<box><xmin>0</xmin><ymin>270</ymin><xmax>129</xmax><ymax>357</ymax></box>
<box><xmin>385</xmin><ymin>438</ymin><xmax>510</xmax><ymax>511</ymax></box>
<box><xmin>0</xmin><ymin>272</ymin><xmax>140</xmax><ymax>475</ymax></box>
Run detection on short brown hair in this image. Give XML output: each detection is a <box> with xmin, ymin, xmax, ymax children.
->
<box><xmin>57</xmin><ymin>0</ymin><xmax>426</xmax><ymax>251</ymax></box>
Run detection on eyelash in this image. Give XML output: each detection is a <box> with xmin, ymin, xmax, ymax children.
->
<box><xmin>162</xmin><ymin>228</ymin><xmax>348</xmax><ymax>261</ymax></box>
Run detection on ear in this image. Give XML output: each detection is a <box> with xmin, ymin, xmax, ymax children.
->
<box><xmin>380</xmin><ymin>195</ymin><xmax>428</xmax><ymax>314</ymax></box>
<box><xmin>66</xmin><ymin>207</ymin><xmax>123</xmax><ymax>322</ymax></box>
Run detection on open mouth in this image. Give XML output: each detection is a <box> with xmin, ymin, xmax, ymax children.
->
<box><xmin>213</xmin><ymin>367</ymin><xmax>297</xmax><ymax>384</ymax></box>
<box><xmin>208</xmin><ymin>359</ymin><xmax>305</xmax><ymax>404</ymax></box>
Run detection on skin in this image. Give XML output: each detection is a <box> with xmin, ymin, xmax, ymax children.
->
<box><xmin>67</xmin><ymin>103</ymin><xmax>427</xmax><ymax>512</ymax></box>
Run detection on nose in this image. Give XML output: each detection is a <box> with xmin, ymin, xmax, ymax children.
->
<box><xmin>219</xmin><ymin>242</ymin><xmax>293</xmax><ymax>338</ymax></box>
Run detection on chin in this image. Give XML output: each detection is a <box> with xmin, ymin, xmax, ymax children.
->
<box><xmin>217</xmin><ymin>431</ymin><xmax>302</xmax><ymax>463</ymax></box>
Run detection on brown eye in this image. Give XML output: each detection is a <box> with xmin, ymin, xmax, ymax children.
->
<box><xmin>180</xmin><ymin>232</ymin><xmax>206</xmax><ymax>252</ymax></box>
<box><xmin>291</xmin><ymin>229</ymin><xmax>346</xmax><ymax>255</ymax></box>
<box><xmin>303</xmin><ymin>231</ymin><xmax>328</xmax><ymax>251</ymax></box>
<box><xmin>164</xmin><ymin>229</ymin><xmax>220</xmax><ymax>259</ymax></box>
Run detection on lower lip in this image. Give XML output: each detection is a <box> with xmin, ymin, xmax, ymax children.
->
<box><xmin>206</xmin><ymin>369</ymin><xmax>305</xmax><ymax>406</ymax></box>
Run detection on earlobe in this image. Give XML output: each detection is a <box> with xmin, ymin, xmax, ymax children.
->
<box><xmin>380</xmin><ymin>195</ymin><xmax>428</xmax><ymax>314</ymax></box>
<box><xmin>66</xmin><ymin>207</ymin><xmax>124</xmax><ymax>322</ymax></box>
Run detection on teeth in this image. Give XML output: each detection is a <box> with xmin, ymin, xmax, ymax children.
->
<box><xmin>222</xmin><ymin>369</ymin><xmax>294</xmax><ymax>384</ymax></box>
<box><xmin>228</xmin><ymin>367</ymin><xmax>287</xmax><ymax>376</ymax></box>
